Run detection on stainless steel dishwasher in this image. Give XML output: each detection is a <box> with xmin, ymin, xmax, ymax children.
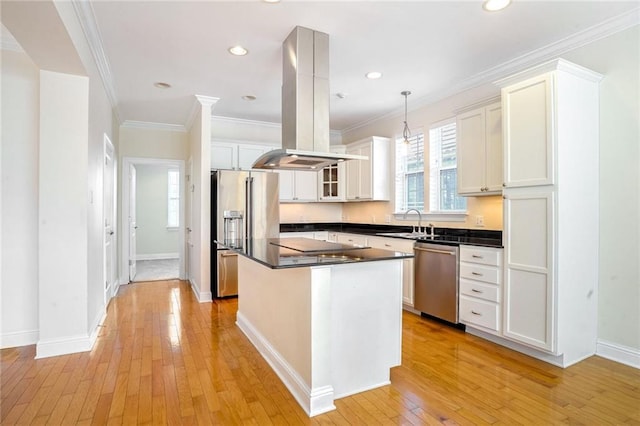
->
<box><xmin>414</xmin><ymin>242</ymin><xmax>459</xmax><ymax>324</ymax></box>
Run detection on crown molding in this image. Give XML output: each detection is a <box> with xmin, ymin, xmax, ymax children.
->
<box><xmin>71</xmin><ymin>0</ymin><xmax>121</xmax><ymax>123</ymax></box>
<box><xmin>121</xmin><ymin>120</ymin><xmax>187</xmax><ymax>132</ymax></box>
<box><xmin>0</xmin><ymin>27</ymin><xmax>23</xmax><ymax>52</ymax></box>
<box><xmin>343</xmin><ymin>7</ymin><xmax>640</xmax><ymax>134</ymax></box>
<box><xmin>212</xmin><ymin>115</ymin><xmax>281</xmax><ymax>129</ymax></box>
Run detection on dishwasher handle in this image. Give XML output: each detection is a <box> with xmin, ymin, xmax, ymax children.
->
<box><xmin>414</xmin><ymin>246</ymin><xmax>456</xmax><ymax>255</ymax></box>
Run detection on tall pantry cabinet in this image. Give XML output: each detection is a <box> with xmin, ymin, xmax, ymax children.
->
<box><xmin>497</xmin><ymin>59</ymin><xmax>602</xmax><ymax>367</ymax></box>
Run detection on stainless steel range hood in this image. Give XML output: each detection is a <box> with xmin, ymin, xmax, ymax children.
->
<box><xmin>252</xmin><ymin>26</ymin><xmax>366</xmax><ymax>171</ymax></box>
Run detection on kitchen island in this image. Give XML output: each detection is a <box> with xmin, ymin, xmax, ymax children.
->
<box><xmin>227</xmin><ymin>238</ymin><xmax>413</xmax><ymax>417</ymax></box>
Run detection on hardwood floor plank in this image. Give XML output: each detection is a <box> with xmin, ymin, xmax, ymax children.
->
<box><xmin>3</xmin><ymin>280</ymin><xmax>638</xmax><ymax>425</ymax></box>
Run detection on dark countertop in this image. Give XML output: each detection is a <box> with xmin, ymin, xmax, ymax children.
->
<box><xmin>216</xmin><ymin>238</ymin><xmax>413</xmax><ymax>269</ymax></box>
<box><xmin>280</xmin><ymin>222</ymin><xmax>503</xmax><ymax>248</ymax></box>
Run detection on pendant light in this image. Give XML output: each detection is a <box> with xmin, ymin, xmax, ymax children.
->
<box><xmin>401</xmin><ymin>91</ymin><xmax>412</xmax><ymax>144</ymax></box>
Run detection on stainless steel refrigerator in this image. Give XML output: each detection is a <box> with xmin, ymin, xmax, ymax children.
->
<box><xmin>211</xmin><ymin>170</ymin><xmax>279</xmax><ymax>297</ymax></box>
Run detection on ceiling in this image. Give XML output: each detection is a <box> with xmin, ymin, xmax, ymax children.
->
<box><xmin>9</xmin><ymin>1</ymin><xmax>640</xmax><ymax>131</ymax></box>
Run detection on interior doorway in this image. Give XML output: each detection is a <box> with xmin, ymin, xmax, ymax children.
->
<box><xmin>121</xmin><ymin>157</ymin><xmax>186</xmax><ymax>284</ymax></box>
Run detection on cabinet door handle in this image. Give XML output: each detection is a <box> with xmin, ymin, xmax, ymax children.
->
<box><xmin>471</xmin><ymin>311</ymin><xmax>482</xmax><ymax>316</ymax></box>
<box><xmin>384</xmin><ymin>244</ymin><xmax>392</xmax><ymax>247</ymax></box>
<box><xmin>471</xmin><ymin>289</ymin><xmax>483</xmax><ymax>293</ymax></box>
<box><xmin>472</xmin><ymin>255</ymin><xmax>483</xmax><ymax>259</ymax></box>
<box><xmin>471</xmin><ymin>272</ymin><xmax>483</xmax><ymax>276</ymax></box>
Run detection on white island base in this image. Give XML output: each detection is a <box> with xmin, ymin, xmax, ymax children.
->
<box><xmin>236</xmin><ymin>255</ymin><xmax>403</xmax><ymax>417</ymax></box>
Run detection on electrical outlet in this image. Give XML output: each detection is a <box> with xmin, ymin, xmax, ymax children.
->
<box><xmin>371</xmin><ymin>215</ymin><xmax>376</xmax><ymax>223</ymax></box>
<box><xmin>475</xmin><ymin>215</ymin><xmax>485</xmax><ymax>227</ymax></box>
<box><xmin>385</xmin><ymin>215</ymin><xmax>391</xmax><ymax>224</ymax></box>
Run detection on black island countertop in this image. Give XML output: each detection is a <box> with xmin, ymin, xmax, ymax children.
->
<box><xmin>280</xmin><ymin>222</ymin><xmax>503</xmax><ymax>248</ymax></box>
<box><xmin>217</xmin><ymin>237</ymin><xmax>414</xmax><ymax>269</ymax></box>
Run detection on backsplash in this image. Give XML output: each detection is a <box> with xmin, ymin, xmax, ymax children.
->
<box><xmin>280</xmin><ymin>195</ymin><xmax>503</xmax><ymax>230</ymax></box>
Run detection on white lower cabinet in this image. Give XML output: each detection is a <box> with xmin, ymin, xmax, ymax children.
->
<box><xmin>367</xmin><ymin>236</ymin><xmax>415</xmax><ymax>307</ymax></box>
<box><xmin>459</xmin><ymin>245</ymin><xmax>503</xmax><ymax>335</ymax></box>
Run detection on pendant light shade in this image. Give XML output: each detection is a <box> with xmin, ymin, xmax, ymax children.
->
<box><xmin>401</xmin><ymin>91</ymin><xmax>412</xmax><ymax>144</ymax></box>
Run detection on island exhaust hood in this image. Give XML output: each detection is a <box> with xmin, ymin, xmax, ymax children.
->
<box><xmin>252</xmin><ymin>26</ymin><xmax>366</xmax><ymax>170</ymax></box>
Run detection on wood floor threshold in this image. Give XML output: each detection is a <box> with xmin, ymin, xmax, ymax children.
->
<box><xmin>2</xmin><ymin>280</ymin><xmax>639</xmax><ymax>425</ymax></box>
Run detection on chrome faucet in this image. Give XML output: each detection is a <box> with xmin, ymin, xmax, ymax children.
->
<box><xmin>403</xmin><ymin>209</ymin><xmax>422</xmax><ymax>234</ymax></box>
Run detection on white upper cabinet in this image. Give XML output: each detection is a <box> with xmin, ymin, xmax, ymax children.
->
<box><xmin>457</xmin><ymin>100</ymin><xmax>503</xmax><ymax>195</ymax></box>
<box><xmin>502</xmin><ymin>74</ymin><xmax>554</xmax><ymax>188</ymax></box>
<box><xmin>277</xmin><ymin>170</ymin><xmax>318</xmax><ymax>202</ymax></box>
<box><xmin>318</xmin><ymin>145</ymin><xmax>346</xmax><ymax>202</ymax></box>
<box><xmin>211</xmin><ymin>141</ymin><xmax>276</xmax><ymax>170</ymax></box>
<box><xmin>345</xmin><ymin>136</ymin><xmax>390</xmax><ymax>201</ymax></box>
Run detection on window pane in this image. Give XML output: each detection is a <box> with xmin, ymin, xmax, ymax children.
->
<box><xmin>395</xmin><ymin>133</ymin><xmax>425</xmax><ymax>212</ymax></box>
<box><xmin>429</xmin><ymin>121</ymin><xmax>466</xmax><ymax>212</ymax></box>
<box><xmin>167</xmin><ymin>169</ymin><xmax>180</xmax><ymax>227</ymax></box>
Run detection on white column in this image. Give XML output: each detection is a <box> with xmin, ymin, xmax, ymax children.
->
<box><xmin>186</xmin><ymin>95</ymin><xmax>218</xmax><ymax>301</ymax></box>
<box><xmin>37</xmin><ymin>70</ymin><xmax>90</xmax><ymax>358</ymax></box>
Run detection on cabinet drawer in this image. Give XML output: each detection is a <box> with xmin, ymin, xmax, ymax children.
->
<box><xmin>459</xmin><ymin>296</ymin><xmax>499</xmax><ymax>331</ymax></box>
<box><xmin>460</xmin><ymin>246</ymin><xmax>501</xmax><ymax>266</ymax></box>
<box><xmin>460</xmin><ymin>263</ymin><xmax>500</xmax><ymax>284</ymax></box>
<box><xmin>336</xmin><ymin>233</ymin><xmax>367</xmax><ymax>247</ymax></box>
<box><xmin>460</xmin><ymin>278</ymin><xmax>499</xmax><ymax>302</ymax></box>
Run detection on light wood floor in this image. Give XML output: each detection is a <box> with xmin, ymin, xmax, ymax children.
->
<box><xmin>2</xmin><ymin>280</ymin><xmax>639</xmax><ymax>425</ymax></box>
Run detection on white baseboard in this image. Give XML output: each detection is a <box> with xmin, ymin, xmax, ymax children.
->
<box><xmin>0</xmin><ymin>329</ymin><xmax>39</xmax><ymax>349</ymax></box>
<box><xmin>236</xmin><ymin>311</ymin><xmax>336</xmax><ymax>417</ymax></box>
<box><xmin>188</xmin><ymin>278</ymin><xmax>212</xmax><ymax>303</ymax></box>
<box><xmin>136</xmin><ymin>253</ymin><xmax>179</xmax><ymax>261</ymax></box>
<box><xmin>36</xmin><ymin>333</ymin><xmax>95</xmax><ymax>359</ymax></box>
<box><xmin>597</xmin><ymin>339</ymin><xmax>640</xmax><ymax>369</ymax></box>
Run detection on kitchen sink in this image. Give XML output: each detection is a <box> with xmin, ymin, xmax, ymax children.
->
<box><xmin>376</xmin><ymin>232</ymin><xmax>439</xmax><ymax>239</ymax></box>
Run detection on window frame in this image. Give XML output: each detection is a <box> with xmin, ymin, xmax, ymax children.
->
<box><xmin>428</xmin><ymin>118</ymin><xmax>467</xmax><ymax>214</ymax></box>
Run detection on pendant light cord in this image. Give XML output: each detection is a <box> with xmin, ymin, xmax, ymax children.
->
<box><xmin>401</xmin><ymin>91</ymin><xmax>411</xmax><ymax>144</ymax></box>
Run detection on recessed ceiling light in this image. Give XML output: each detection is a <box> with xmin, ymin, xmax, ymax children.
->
<box><xmin>154</xmin><ymin>82</ymin><xmax>171</xmax><ymax>89</ymax></box>
<box><xmin>242</xmin><ymin>95</ymin><xmax>257</xmax><ymax>101</ymax></box>
<box><xmin>263</xmin><ymin>0</ymin><xmax>281</xmax><ymax>3</ymax></box>
<box><xmin>482</xmin><ymin>0</ymin><xmax>511</xmax><ymax>12</ymax></box>
<box><xmin>365</xmin><ymin>71</ymin><xmax>383</xmax><ymax>80</ymax></box>
<box><xmin>228</xmin><ymin>46</ymin><xmax>248</xmax><ymax>56</ymax></box>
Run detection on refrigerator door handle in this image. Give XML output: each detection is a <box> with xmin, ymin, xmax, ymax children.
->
<box><xmin>245</xmin><ymin>176</ymin><xmax>253</xmax><ymax>242</ymax></box>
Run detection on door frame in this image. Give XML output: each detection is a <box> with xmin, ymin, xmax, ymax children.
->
<box><xmin>120</xmin><ymin>157</ymin><xmax>186</xmax><ymax>284</ymax></box>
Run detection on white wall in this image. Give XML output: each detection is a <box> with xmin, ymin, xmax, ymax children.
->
<box><xmin>1</xmin><ymin>1</ymin><xmax>116</xmax><ymax>356</ymax></box>
<box><xmin>561</xmin><ymin>26</ymin><xmax>640</xmax><ymax>352</ymax></box>
<box><xmin>0</xmin><ymin>49</ymin><xmax>40</xmax><ymax>348</ymax></box>
<box><xmin>119</xmin><ymin>126</ymin><xmax>188</xmax><ymax>160</ymax></box>
<box><xmin>135</xmin><ymin>164</ymin><xmax>179</xmax><ymax>258</ymax></box>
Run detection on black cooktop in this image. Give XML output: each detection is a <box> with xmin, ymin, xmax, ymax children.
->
<box><xmin>269</xmin><ymin>237</ymin><xmax>370</xmax><ymax>253</ymax></box>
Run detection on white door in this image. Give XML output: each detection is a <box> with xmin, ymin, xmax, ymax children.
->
<box><xmin>129</xmin><ymin>163</ymin><xmax>137</xmax><ymax>281</ymax></box>
<box><xmin>104</xmin><ymin>135</ymin><xmax>116</xmax><ymax>301</ymax></box>
<box><xmin>186</xmin><ymin>158</ymin><xmax>194</xmax><ymax>282</ymax></box>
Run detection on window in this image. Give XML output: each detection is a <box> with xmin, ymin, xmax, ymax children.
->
<box><xmin>395</xmin><ymin>131</ymin><xmax>425</xmax><ymax>212</ymax></box>
<box><xmin>428</xmin><ymin>121</ymin><xmax>466</xmax><ymax>212</ymax></box>
<box><xmin>167</xmin><ymin>169</ymin><xmax>180</xmax><ymax>228</ymax></box>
